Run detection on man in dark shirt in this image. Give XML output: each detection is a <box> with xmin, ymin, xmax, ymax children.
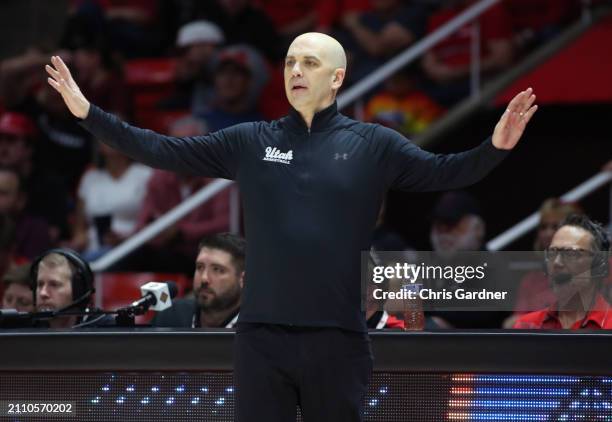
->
<box><xmin>0</xmin><ymin>167</ymin><xmax>51</xmax><ymax>259</ymax></box>
<box><xmin>152</xmin><ymin>233</ymin><xmax>244</xmax><ymax>328</ymax></box>
<box><xmin>0</xmin><ymin>112</ymin><xmax>70</xmax><ymax>241</ymax></box>
<box><xmin>46</xmin><ymin>32</ymin><xmax>537</xmax><ymax>421</ymax></box>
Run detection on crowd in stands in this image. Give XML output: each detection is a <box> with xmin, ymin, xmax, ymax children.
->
<box><xmin>1</xmin><ymin>0</ymin><xmax>607</xmax><ymax>330</ymax></box>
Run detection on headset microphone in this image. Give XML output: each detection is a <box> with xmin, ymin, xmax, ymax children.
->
<box><xmin>549</xmin><ymin>258</ymin><xmax>610</xmax><ymax>285</ymax></box>
<box><xmin>551</xmin><ymin>273</ymin><xmax>575</xmax><ymax>285</ymax></box>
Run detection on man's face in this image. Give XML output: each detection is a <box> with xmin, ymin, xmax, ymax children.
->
<box><xmin>0</xmin><ymin>134</ymin><xmax>31</xmax><ymax>168</ymax></box>
<box><xmin>35</xmin><ymin>262</ymin><xmax>73</xmax><ymax>312</ymax></box>
<box><xmin>547</xmin><ymin>225</ymin><xmax>595</xmax><ymax>298</ymax></box>
<box><xmin>177</xmin><ymin>43</ymin><xmax>216</xmax><ymax>82</ymax></box>
<box><xmin>214</xmin><ymin>63</ymin><xmax>251</xmax><ymax>105</ymax></box>
<box><xmin>74</xmin><ymin>49</ymin><xmax>100</xmax><ymax>82</ymax></box>
<box><xmin>0</xmin><ymin>170</ymin><xmax>21</xmax><ymax>215</ymax></box>
<box><xmin>2</xmin><ymin>283</ymin><xmax>34</xmax><ymax>312</ymax></box>
<box><xmin>193</xmin><ymin>247</ymin><xmax>243</xmax><ymax>311</ymax></box>
<box><xmin>284</xmin><ymin>36</ymin><xmax>342</xmax><ymax>113</ymax></box>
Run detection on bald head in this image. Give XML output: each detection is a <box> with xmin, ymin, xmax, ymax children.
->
<box><xmin>289</xmin><ymin>33</ymin><xmax>347</xmax><ymax>71</ymax></box>
<box><xmin>284</xmin><ymin>33</ymin><xmax>347</xmax><ymax>120</ymax></box>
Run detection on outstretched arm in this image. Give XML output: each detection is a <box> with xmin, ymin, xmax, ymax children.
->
<box><xmin>384</xmin><ymin>89</ymin><xmax>537</xmax><ymax>192</ymax></box>
<box><xmin>45</xmin><ymin>56</ymin><xmax>246</xmax><ymax>179</ymax></box>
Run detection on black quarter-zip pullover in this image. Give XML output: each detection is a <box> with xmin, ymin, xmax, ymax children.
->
<box><xmin>81</xmin><ymin>101</ymin><xmax>508</xmax><ymax>332</ymax></box>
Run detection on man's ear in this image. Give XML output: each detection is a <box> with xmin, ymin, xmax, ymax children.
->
<box><xmin>332</xmin><ymin>68</ymin><xmax>346</xmax><ymax>90</ymax></box>
<box><xmin>239</xmin><ymin>271</ymin><xmax>245</xmax><ymax>289</ymax></box>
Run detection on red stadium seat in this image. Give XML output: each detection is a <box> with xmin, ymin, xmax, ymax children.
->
<box><xmin>97</xmin><ymin>272</ymin><xmax>191</xmax><ymax>324</ymax></box>
<box><xmin>134</xmin><ymin>109</ymin><xmax>190</xmax><ymax>133</ymax></box>
<box><xmin>259</xmin><ymin>63</ymin><xmax>289</xmax><ymax>120</ymax></box>
<box><xmin>125</xmin><ymin>58</ymin><xmax>177</xmax><ymax>88</ymax></box>
<box><xmin>124</xmin><ymin>58</ymin><xmax>190</xmax><ymax>131</ymax></box>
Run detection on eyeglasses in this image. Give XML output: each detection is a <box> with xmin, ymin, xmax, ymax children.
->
<box><xmin>544</xmin><ymin>247</ymin><xmax>594</xmax><ymax>262</ymax></box>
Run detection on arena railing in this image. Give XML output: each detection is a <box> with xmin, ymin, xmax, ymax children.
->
<box><xmin>337</xmin><ymin>0</ymin><xmax>501</xmax><ymax>111</ymax></box>
<box><xmin>89</xmin><ymin>179</ymin><xmax>238</xmax><ymax>272</ymax></box>
<box><xmin>486</xmin><ymin>170</ymin><xmax>612</xmax><ymax>251</ymax></box>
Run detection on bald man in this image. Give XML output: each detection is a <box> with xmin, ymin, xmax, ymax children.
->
<box><xmin>46</xmin><ymin>33</ymin><xmax>537</xmax><ymax>421</ymax></box>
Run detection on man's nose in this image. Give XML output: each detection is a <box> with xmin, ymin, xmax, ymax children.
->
<box><xmin>200</xmin><ymin>269</ymin><xmax>211</xmax><ymax>285</ymax></box>
<box><xmin>38</xmin><ymin>285</ymin><xmax>50</xmax><ymax>299</ymax></box>
<box><xmin>291</xmin><ymin>62</ymin><xmax>302</xmax><ymax>77</ymax></box>
<box><xmin>552</xmin><ymin>253</ymin><xmax>566</xmax><ymax>269</ymax></box>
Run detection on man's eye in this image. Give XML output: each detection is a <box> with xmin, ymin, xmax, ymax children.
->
<box><xmin>285</xmin><ymin>60</ymin><xmax>294</xmax><ymax>67</ymax></box>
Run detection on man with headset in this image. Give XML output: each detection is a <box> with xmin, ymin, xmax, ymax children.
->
<box><xmin>514</xmin><ymin>214</ymin><xmax>611</xmax><ymax>329</ymax></box>
<box><xmin>31</xmin><ymin>248</ymin><xmax>105</xmax><ymax>328</ymax></box>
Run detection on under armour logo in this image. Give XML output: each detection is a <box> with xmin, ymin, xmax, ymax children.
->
<box><xmin>334</xmin><ymin>153</ymin><xmax>349</xmax><ymax>160</ymax></box>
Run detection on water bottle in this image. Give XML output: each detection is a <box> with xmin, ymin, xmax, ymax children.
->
<box><xmin>402</xmin><ymin>282</ymin><xmax>425</xmax><ymax>331</ymax></box>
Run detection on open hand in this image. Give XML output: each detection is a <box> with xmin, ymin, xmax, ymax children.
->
<box><xmin>45</xmin><ymin>55</ymin><xmax>90</xmax><ymax>119</ymax></box>
<box><xmin>492</xmin><ymin>88</ymin><xmax>538</xmax><ymax>150</ymax></box>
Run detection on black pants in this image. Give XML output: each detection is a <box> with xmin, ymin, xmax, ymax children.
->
<box><xmin>234</xmin><ymin>323</ymin><xmax>373</xmax><ymax>422</ymax></box>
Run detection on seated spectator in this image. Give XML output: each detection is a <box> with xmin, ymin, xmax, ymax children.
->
<box><xmin>1</xmin><ymin>51</ymin><xmax>93</xmax><ymax>190</ymax></box>
<box><xmin>0</xmin><ymin>48</ymin><xmax>57</xmax><ymax>109</ymax></box>
<box><xmin>422</xmin><ymin>0</ymin><xmax>513</xmax><ymax>106</ymax></box>
<box><xmin>21</xmin><ymin>81</ymin><xmax>95</xmax><ymax>191</ymax></box>
<box><xmin>152</xmin><ymin>233</ymin><xmax>245</xmax><ymax>328</ymax></box>
<box><xmin>508</xmin><ymin>198</ymin><xmax>583</xmax><ymax>325</ymax></box>
<box><xmin>340</xmin><ymin>0</ymin><xmax>427</xmax><ymax>82</ymax></box>
<box><xmin>4</xmin><ymin>16</ymin><xmax>132</xmax><ymax>193</ymax></box>
<box><xmin>207</xmin><ymin>0</ymin><xmax>282</xmax><ymax>61</ymax></box>
<box><xmin>430</xmin><ymin>191</ymin><xmax>486</xmax><ymax>256</ymax></box>
<box><xmin>428</xmin><ymin>191</ymin><xmax>508</xmax><ymax>328</ymax></box>
<box><xmin>69</xmin><ymin>0</ymin><xmax>164</xmax><ymax>58</ymax></box>
<box><xmin>256</xmin><ymin>0</ymin><xmax>320</xmax><ymax>49</ymax></box>
<box><xmin>0</xmin><ymin>215</ymin><xmax>27</xmax><ymax>281</ymax></box>
<box><xmin>0</xmin><ymin>111</ymin><xmax>70</xmax><ymax>241</ymax></box>
<box><xmin>365</xmin><ymin>65</ymin><xmax>444</xmax><ymax>137</ymax></box>
<box><xmin>66</xmin><ymin>142</ymin><xmax>152</xmax><ymax>261</ymax></box>
<box><xmin>32</xmin><ymin>248</ymin><xmax>109</xmax><ymax>328</ymax></box>
<box><xmin>369</xmin><ymin>231</ymin><xmax>442</xmax><ymax>330</ymax></box>
<box><xmin>1</xmin><ymin>264</ymin><xmax>34</xmax><ymax>313</ymax></box>
<box><xmin>0</xmin><ymin>167</ymin><xmax>51</xmax><ymax>259</ymax></box>
<box><xmin>158</xmin><ymin>20</ymin><xmax>225</xmax><ymax>114</ymax></box>
<box><xmin>60</xmin><ymin>18</ymin><xmax>132</xmax><ymax>119</ymax></box>
<box><xmin>133</xmin><ymin>116</ymin><xmax>230</xmax><ymax>274</ymax></box>
<box><xmin>316</xmin><ymin>0</ymin><xmax>370</xmax><ymax>33</ymax></box>
<box><xmin>514</xmin><ymin>214</ymin><xmax>612</xmax><ymax>329</ymax></box>
<box><xmin>196</xmin><ymin>45</ymin><xmax>267</xmax><ymax>131</ymax></box>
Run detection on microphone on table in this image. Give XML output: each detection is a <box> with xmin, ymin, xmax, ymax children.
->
<box><xmin>129</xmin><ymin>281</ymin><xmax>178</xmax><ymax>313</ymax></box>
<box><xmin>114</xmin><ymin>281</ymin><xmax>179</xmax><ymax>327</ymax></box>
<box><xmin>128</xmin><ymin>281</ymin><xmax>178</xmax><ymax>313</ymax></box>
